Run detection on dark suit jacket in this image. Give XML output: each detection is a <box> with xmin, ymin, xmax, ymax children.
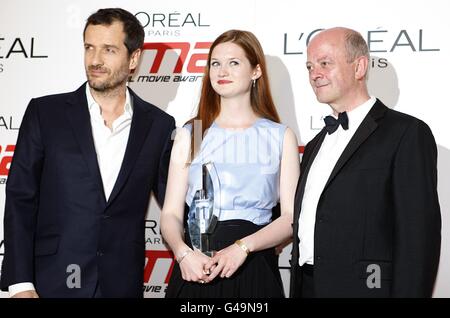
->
<box><xmin>290</xmin><ymin>99</ymin><xmax>441</xmax><ymax>297</ymax></box>
<box><xmin>0</xmin><ymin>83</ymin><xmax>175</xmax><ymax>297</ymax></box>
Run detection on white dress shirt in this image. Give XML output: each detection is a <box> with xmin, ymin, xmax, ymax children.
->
<box><xmin>9</xmin><ymin>85</ymin><xmax>133</xmax><ymax>297</ymax></box>
<box><xmin>298</xmin><ymin>97</ymin><xmax>376</xmax><ymax>266</ymax></box>
<box><xmin>86</xmin><ymin>85</ymin><xmax>133</xmax><ymax>200</ymax></box>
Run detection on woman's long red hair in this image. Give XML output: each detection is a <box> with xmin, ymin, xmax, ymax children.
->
<box><xmin>188</xmin><ymin>29</ymin><xmax>280</xmax><ymax>160</ymax></box>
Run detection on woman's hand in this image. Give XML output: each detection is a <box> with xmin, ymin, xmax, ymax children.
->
<box><xmin>179</xmin><ymin>249</ymin><xmax>212</xmax><ymax>284</ymax></box>
<box><xmin>204</xmin><ymin>243</ymin><xmax>248</xmax><ymax>282</ymax></box>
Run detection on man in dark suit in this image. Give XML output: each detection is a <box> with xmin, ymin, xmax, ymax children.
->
<box><xmin>0</xmin><ymin>8</ymin><xmax>175</xmax><ymax>298</ymax></box>
<box><xmin>290</xmin><ymin>27</ymin><xmax>441</xmax><ymax>298</ymax></box>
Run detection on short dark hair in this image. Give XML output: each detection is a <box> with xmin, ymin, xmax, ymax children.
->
<box><xmin>83</xmin><ymin>8</ymin><xmax>144</xmax><ymax>56</ymax></box>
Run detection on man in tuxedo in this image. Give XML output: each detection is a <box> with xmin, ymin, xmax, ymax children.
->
<box><xmin>290</xmin><ymin>27</ymin><xmax>441</xmax><ymax>297</ymax></box>
<box><xmin>0</xmin><ymin>8</ymin><xmax>175</xmax><ymax>298</ymax></box>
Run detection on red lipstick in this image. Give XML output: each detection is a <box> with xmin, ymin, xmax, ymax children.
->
<box><xmin>217</xmin><ymin>80</ymin><xmax>232</xmax><ymax>85</ymax></box>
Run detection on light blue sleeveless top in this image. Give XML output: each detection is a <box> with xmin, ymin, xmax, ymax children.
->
<box><xmin>185</xmin><ymin>118</ymin><xmax>287</xmax><ymax>225</ymax></box>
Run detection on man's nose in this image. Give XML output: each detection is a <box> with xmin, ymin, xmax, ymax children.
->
<box><xmin>309</xmin><ymin>67</ymin><xmax>321</xmax><ymax>81</ymax></box>
<box><xmin>89</xmin><ymin>50</ymin><xmax>103</xmax><ymax>66</ymax></box>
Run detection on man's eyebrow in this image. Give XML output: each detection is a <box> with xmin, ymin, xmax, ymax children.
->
<box><xmin>103</xmin><ymin>44</ymin><xmax>120</xmax><ymax>49</ymax></box>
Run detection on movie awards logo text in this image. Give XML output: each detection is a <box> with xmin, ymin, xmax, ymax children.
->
<box><xmin>0</xmin><ymin>145</ymin><xmax>14</xmax><ymax>184</ymax></box>
<box><xmin>143</xmin><ymin>250</ymin><xmax>175</xmax><ymax>296</ymax></box>
<box><xmin>131</xmin><ymin>42</ymin><xmax>211</xmax><ymax>84</ymax></box>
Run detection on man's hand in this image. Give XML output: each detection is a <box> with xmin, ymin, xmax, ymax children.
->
<box><xmin>12</xmin><ymin>290</ymin><xmax>39</xmax><ymax>298</ymax></box>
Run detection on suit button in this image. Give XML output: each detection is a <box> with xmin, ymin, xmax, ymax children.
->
<box><xmin>97</xmin><ymin>251</ymin><xmax>104</xmax><ymax>257</ymax></box>
<box><xmin>316</xmin><ymin>256</ymin><xmax>321</xmax><ymax>261</ymax></box>
<box><xmin>103</xmin><ymin>214</ymin><xmax>110</xmax><ymax>219</ymax></box>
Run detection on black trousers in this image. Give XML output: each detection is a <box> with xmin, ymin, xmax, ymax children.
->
<box><xmin>293</xmin><ymin>264</ymin><xmax>315</xmax><ymax>298</ymax></box>
<box><xmin>93</xmin><ymin>281</ymin><xmax>102</xmax><ymax>298</ymax></box>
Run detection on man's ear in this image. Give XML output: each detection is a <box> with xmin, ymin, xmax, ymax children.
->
<box><xmin>354</xmin><ymin>56</ymin><xmax>368</xmax><ymax>81</ymax></box>
<box><xmin>129</xmin><ymin>49</ymin><xmax>142</xmax><ymax>70</ymax></box>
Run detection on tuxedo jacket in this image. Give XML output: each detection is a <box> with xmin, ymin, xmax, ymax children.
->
<box><xmin>290</xmin><ymin>99</ymin><xmax>441</xmax><ymax>297</ymax></box>
<box><xmin>0</xmin><ymin>83</ymin><xmax>175</xmax><ymax>297</ymax></box>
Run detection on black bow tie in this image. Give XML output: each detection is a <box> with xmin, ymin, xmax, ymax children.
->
<box><xmin>324</xmin><ymin>112</ymin><xmax>349</xmax><ymax>134</ymax></box>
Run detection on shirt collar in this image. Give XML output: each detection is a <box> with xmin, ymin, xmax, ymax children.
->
<box><xmin>331</xmin><ymin>96</ymin><xmax>375</xmax><ymax>131</ymax></box>
<box><xmin>85</xmin><ymin>84</ymin><xmax>133</xmax><ymax>119</ymax></box>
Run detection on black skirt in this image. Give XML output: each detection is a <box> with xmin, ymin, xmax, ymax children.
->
<box><xmin>165</xmin><ymin>219</ymin><xmax>285</xmax><ymax>298</ymax></box>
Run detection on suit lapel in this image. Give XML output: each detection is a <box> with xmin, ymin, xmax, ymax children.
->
<box><xmin>323</xmin><ymin>99</ymin><xmax>387</xmax><ymax>191</ymax></box>
<box><xmin>107</xmin><ymin>89</ymin><xmax>154</xmax><ymax>206</ymax></box>
<box><xmin>65</xmin><ymin>83</ymin><xmax>106</xmax><ymax>202</ymax></box>
<box><xmin>293</xmin><ymin>129</ymin><xmax>327</xmax><ymax>222</ymax></box>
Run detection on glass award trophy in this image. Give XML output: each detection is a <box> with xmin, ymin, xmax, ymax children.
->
<box><xmin>188</xmin><ymin>162</ymin><xmax>221</xmax><ymax>257</ymax></box>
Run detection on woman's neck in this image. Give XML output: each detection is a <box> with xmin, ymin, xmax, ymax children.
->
<box><xmin>216</xmin><ymin>97</ymin><xmax>259</xmax><ymax>129</ymax></box>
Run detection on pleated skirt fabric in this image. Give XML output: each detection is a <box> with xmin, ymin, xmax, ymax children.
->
<box><xmin>165</xmin><ymin>219</ymin><xmax>285</xmax><ymax>298</ymax></box>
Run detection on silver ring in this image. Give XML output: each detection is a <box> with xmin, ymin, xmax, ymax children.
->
<box><xmin>199</xmin><ymin>280</ymin><xmax>205</xmax><ymax>284</ymax></box>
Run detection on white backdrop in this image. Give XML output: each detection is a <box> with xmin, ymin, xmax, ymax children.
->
<box><xmin>1</xmin><ymin>0</ymin><xmax>448</xmax><ymax>297</ymax></box>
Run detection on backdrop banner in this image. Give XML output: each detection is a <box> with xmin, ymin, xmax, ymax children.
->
<box><xmin>1</xmin><ymin>0</ymin><xmax>448</xmax><ymax>298</ymax></box>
